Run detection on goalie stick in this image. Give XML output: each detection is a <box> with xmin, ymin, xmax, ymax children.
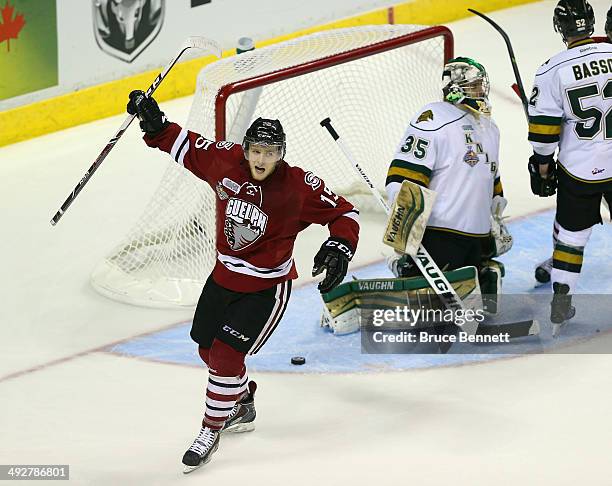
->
<box><xmin>478</xmin><ymin>320</ymin><xmax>539</xmax><ymax>340</ymax></box>
<box><xmin>468</xmin><ymin>8</ymin><xmax>529</xmax><ymax>120</ymax></box>
<box><xmin>50</xmin><ymin>36</ymin><xmax>223</xmax><ymax>226</ymax></box>
<box><xmin>320</xmin><ymin>117</ymin><xmax>539</xmax><ymax>340</ymax></box>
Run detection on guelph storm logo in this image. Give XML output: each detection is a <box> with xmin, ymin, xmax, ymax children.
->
<box><xmin>224</xmin><ymin>183</ymin><xmax>268</xmax><ymax>251</ymax></box>
<box><xmin>92</xmin><ymin>0</ymin><xmax>164</xmax><ymax>63</ymax></box>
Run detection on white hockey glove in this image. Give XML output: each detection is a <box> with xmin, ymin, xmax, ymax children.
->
<box><xmin>490</xmin><ymin>195</ymin><xmax>513</xmax><ymax>256</ymax></box>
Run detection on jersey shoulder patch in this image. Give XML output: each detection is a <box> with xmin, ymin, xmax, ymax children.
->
<box><xmin>538</xmin><ymin>57</ymin><xmax>552</xmax><ymax>70</ymax></box>
<box><xmin>416</xmin><ymin>109</ymin><xmax>434</xmax><ymax>124</ymax></box>
<box><xmin>409</xmin><ymin>102</ymin><xmax>465</xmax><ymax>132</ymax></box>
<box><xmin>287</xmin><ymin>165</ymin><xmax>323</xmax><ymax>191</ymax></box>
<box><xmin>535</xmin><ymin>53</ymin><xmax>563</xmax><ymax>77</ymax></box>
<box><xmin>302</xmin><ymin>170</ymin><xmax>323</xmax><ymax>191</ymax></box>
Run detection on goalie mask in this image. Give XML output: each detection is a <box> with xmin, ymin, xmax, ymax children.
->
<box><xmin>442</xmin><ymin>57</ymin><xmax>491</xmax><ymax>115</ymax></box>
<box><xmin>553</xmin><ymin>0</ymin><xmax>595</xmax><ymax>43</ymax></box>
<box><xmin>242</xmin><ymin>117</ymin><xmax>286</xmax><ymax>159</ymax></box>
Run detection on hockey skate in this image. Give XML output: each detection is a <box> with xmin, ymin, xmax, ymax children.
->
<box><xmin>550</xmin><ymin>282</ymin><xmax>575</xmax><ymax>337</ymax></box>
<box><xmin>535</xmin><ymin>257</ymin><xmax>553</xmax><ymax>285</ymax></box>
<box><xmin>222</xmin><ymin>381</ymin><xmax>257</xmax><ymax>433</ymax></box>
<box><xmin>182</xmin><ymin>427</ymin><xmax>220</xmax><ymax>474</ymax></box>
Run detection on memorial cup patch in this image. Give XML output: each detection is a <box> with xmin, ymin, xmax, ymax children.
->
<box><xmin>463</xmin><ymin>147</ymin><xmax>479</xmax><ymax>167</ymax></box>
<box><xmin>215</xmin><ymin>182</ymin><xmax>229</xmax><ymax>200</ymax></box>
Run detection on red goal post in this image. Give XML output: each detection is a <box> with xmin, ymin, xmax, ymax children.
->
<box><xmin>214</xmin><ymin>25</ymin><xmax>454</xmax><ymax>140</ymax></box>
<box><xmin>91</xmin><ymin>25</ymin><xmax>454</xmax><ymax>308</ymax></box>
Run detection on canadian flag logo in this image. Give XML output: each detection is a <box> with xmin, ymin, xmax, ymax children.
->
<box><xmin>0</xmin><ymin>0</ymin><xmax>26</xmax><ymax>52</ymax></box>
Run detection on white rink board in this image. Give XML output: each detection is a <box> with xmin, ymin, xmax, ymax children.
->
<box><xmin>1</xmin><ymin>0</ymin><xmax>396</xmax><ymax>110</ymax></box>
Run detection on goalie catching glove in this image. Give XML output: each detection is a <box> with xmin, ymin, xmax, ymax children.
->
<box><xmin>126</xmin><ymin>90</ymin><xmax>169</xmax><ymax>136</ymax></box>
<box><xmin>489</xmin><ymin>195</ymin><xmax>513</xmax><ymax>257</ymax></box>
<box><xmin>312</xmin><ymin>237</ymin><xmax>354</xmax><ymax>294</ymax></box>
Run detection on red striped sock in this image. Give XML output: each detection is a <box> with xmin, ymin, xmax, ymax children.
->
<box><xmin>203</xmin><ymin>369</ymin><xmax>248</xmax><ymax>430</ymax></box>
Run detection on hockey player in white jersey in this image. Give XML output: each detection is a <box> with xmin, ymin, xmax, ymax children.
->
<box><xmin>386</xmin><ymin>57</ymin><xmax>511</xmax><ymax>301</ymax></box>
<box><xmin>534</xmin><ymin>2</ymin><xmax>612</xmax><ymax>285</ymax></box>
<box><xmin>528</xmin><ymin>0</ymin><xmax>612</xmax><ymax>332</ymax></box>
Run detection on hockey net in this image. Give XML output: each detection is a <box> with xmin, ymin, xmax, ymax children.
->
<box><xmin>91</xmin><ymin>24</ymin><xmax>453</xmax><ymax>308</ymax></box>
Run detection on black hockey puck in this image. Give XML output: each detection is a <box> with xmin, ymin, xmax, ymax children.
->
<box><xmin>291</xmin><ymin>356</ymin><xmax>306</xmax><ymax>365</ymax></box>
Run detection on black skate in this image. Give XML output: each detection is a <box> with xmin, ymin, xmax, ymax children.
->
<box><xmin>222</xmin><ymin>381</ymin><xmax>257</xmax><ymax>434</ymax></box>
<box><xmin>535</xmin><ymin>257</ymin><xmax>552</xmax><ymax>285</ymax></box>
<box><xmin>182</xmin><ymin>427</ymin><xmax>220</xmax><ymax>474</ymax></box>
<box><xmin>550</xmin><ymin>282</ymin><xmax>575</xmax><ymax>337</ymax></box>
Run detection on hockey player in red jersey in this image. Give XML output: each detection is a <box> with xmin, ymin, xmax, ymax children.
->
<box><xmin>127</xmin><ymin>90</ymin><xmax>359</xmax><ymax>473</ymax></box>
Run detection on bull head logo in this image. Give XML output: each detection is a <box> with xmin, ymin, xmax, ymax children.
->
<box><xmin>93</xmin><ymin>0</ymin><xmax>164</xmax><ymax>63</ymax></box>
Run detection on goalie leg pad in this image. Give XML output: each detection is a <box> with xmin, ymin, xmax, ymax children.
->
<box><xmin>320</xmin><ymin>266</ymin><xmax>483</xmax><ymax>335</ymax></box>
<box><xmin>383</xmin><ymin>179</ymin><xmax>436</xmax><ymax>255</ymax></box>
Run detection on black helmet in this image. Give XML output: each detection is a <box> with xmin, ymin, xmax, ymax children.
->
<box><xmin>606</xmin><ymin>5</ymin><xmax>612</xmax><ymax>40</ymax></box>
<box><xmin>242</xmin><ymin>117</ymin><xmax>286</xmax><ymax>158</ymax></box>
<box><xmin>553</xmin><ymin>0</ymin><xmax>595</xmax><ymax>43</ymax></box>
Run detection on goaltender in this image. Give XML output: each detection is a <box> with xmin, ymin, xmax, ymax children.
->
<box><xmin>385</xmin><ymin>57</ymin><xmax>512</xmax><ymax>302</ymax></box>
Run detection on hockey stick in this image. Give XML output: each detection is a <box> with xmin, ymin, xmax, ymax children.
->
<box><xmin>50</xmin><ymin>36</ymin><xmax>223</xmax><ymax>226</ymax></box>
<box><xmin>468</xmin><ymin>8</ymin><xmax>529</xmax><ymax>120</ymax></box>
<box><xmin>320</xmin><ymin>117</ymin><xmax>540</xmax><ymax>340</ymax></box>
<box><xmin>320</xmin><ymin>117</ymin><xmax>479</xmax><ymax>336</ymax></box>
<box><xmin>478</xmin><ymin>320</ymin><xmax>539</xmax><ymax>339</ymax></box>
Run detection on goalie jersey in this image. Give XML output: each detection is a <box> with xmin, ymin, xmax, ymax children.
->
<box><xmin>144</xmin><ymin>123</ymin><xmax>360</xmax><ymax>293</ymax></box>
<box><xmin>386</xmin><ymin>101</ymin><xmax>503</xmax><ymax>237</ymax></box>
<box><xmin>528</xmin><ymin>39</ymin><xmax>612</xmax><ymax>182</ymax></box>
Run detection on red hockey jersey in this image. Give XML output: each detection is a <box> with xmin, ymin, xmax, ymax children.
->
<box><xmin>144</xmin><ymin>123</ymin><xmax>360</xmax><ymax>292</ymax></box>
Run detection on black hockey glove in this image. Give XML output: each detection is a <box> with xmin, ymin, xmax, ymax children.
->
<box><xmin>528</xmin><ymin>153</ymin><xmax>557</xmax><ymax>197</ymax></box>
<box><xmin>126</xmin><ymin>90</ymin><xmax>169</xmax><ymax>136</ymax></box>
<box><xmin>312</xmin><ymin>237</ymin><xmax>354</xmax><ymax>294</ymax></box>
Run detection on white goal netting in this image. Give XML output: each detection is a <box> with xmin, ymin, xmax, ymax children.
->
<box><xmin>91</xmin><ymin>24</ymin><xmax>452</xmax><ymax>308</ymax></box>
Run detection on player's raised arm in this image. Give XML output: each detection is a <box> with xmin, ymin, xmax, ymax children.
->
<box><xmin>127</xmin><ymin>90</ymin><xmax>235</xmax><ymax>182</ymax></box>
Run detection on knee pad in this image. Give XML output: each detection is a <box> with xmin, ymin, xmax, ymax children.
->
<box><xmin>209</xmin><ymin>338</ymin><xmax>246</xmax><ymax>377</ymax></box>
<box><xmin>556</xmin><ymin>224</ymin><xmax>592</xmax><ymax>248</ymax></box>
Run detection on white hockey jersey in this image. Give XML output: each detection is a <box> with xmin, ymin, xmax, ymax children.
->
<box><xmin>386</xmin><ymin>101</ymin><xmax>502</xmax><ymax>237</ymax></box>
<box><xmin>528</xmin><ymin>39</ymin><xmax>612</xmax><ymax>182</ymax></box>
